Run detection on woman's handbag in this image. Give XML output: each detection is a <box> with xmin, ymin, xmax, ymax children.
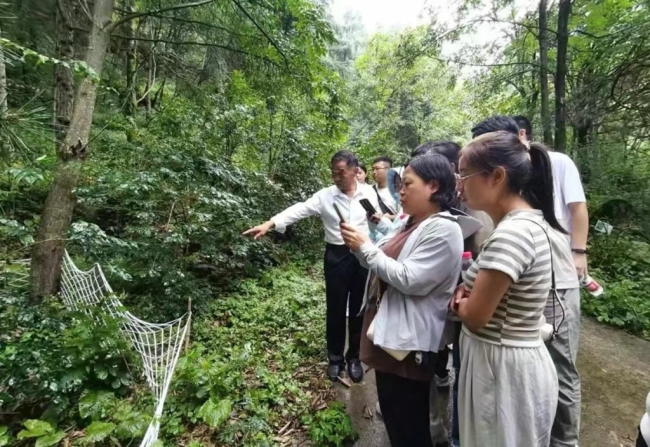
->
<box><xmin>366</xmin><ymin>315</ymin><xmax>411</xmax><ymax>362</ymax></box>
<box><xmin>366</xmin><ymin>306</ymin><xmax>410</xmax><ymax>361</ymax></box>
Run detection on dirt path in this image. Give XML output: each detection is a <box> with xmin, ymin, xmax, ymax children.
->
<box><xmin>336</xmin><ymin>317</ymin><xmax>650</xmax><ymax>446</ymax></box>
<box><xmin>578</xmin><ymin>318</ymin><xmax>650</xmax><ymax>446</ymax></box>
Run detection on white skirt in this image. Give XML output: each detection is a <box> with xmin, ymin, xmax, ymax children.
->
<box><xmin>458</xmin><ymin>329</ymin><xmax>558</xmax><ymax>447</ymax></box>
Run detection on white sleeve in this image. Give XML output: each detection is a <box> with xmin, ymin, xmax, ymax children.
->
<box><xmin>271</xmin><ymin>191</ymin><xmax>323</xmax><ymax>233</ymax></box>
<box><xmin>375</xmin><ymin>216</ymin><xmax>393</xmax><ymax>236</ymax></box>
<box><xmin>561</xmin><ymin>157</ymin><xmax>586</xmax><ymax>205</ymax></box>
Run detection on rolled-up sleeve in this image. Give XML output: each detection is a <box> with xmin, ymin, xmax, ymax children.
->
<box><xmin>271</xmin><ymin>191</ymin><xmax>322</xmax><ymax>233</ymax></box>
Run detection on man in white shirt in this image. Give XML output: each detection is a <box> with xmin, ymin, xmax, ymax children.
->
<box><xmin>244</xmin><ymin>150</ymin><xmax>380</xmax><ymax>383</ymax></box>
<box><xmin>472</xmin><ymin>115</ymin><xmax>586</xmax><ymax>447</ymax></box>
<box><xmin>512</xmin><ymin>115</ymin><xmax>590</xmax><ymax>278</ymax></box>
<box><xmin>371</xmin><ymin>157</ymin><xmax>398</xmax><ymax>218</ymax></box>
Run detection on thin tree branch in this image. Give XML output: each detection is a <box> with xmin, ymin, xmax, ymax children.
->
<box><xmin>436</xmin><ymin>57</ymin><xmax>551</xmax><ymax>72</ymax></box>
<box><xmin>229</xmin><ymin>0</ymin><xmax>290</xmax><ymax>68</ymax></box>
<box><xmin>110</xmin><ymin>34</ymin><xmax>281</xmax><ymax>68</ymax></box>
<box><xmin>57</xmin><ymin>0</ymin><xmax>75</xmax><ymax>29</ymax></box>
<box><xmin>147</xmin><ymin>13</ymin><xmax>264</xmax><ymax>41</ymax></box>
<box><xmin>75</xmin><ymin>0</ymin><xmax>93</xmax><ymax>23</ymax></box>
<box><xmin>137</xmin><ymin>51</ymin><xmax>156</xmax><ymax>103</ymax></box>
<box><xmin>107</xmin><ymin>0</ymin><xmax>218</xmax><ymax>33</ymax></box>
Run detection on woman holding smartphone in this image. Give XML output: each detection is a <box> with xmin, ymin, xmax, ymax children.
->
<box><xmin>340</xmin><ymin>154</ymin><xmax>468</xmax><ymax>446</ymax></box>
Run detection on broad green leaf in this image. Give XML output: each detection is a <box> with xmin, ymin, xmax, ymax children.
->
<box><xmin>197</xmin><ymin>398</ymin><xmax>232</xmax><ymax>428</ymax></box>
<box><xmin>17</xmin><ymin>420</ymin><xmax>54</xmax><ymax>439</ymax></box>
<box><xmin>83</xmin><ymin>422</ymin><xmax>116</xmax><ymax>443</ymax></box>
<box><xmin>79</xmin><ymin>390</ymin><xmax>115</xmax><ymax>419</ymax></box>
<box><xmin>35</xmin><ymin>432</ymin><xmax>65</xmax><ymax>447</ymax></box>
<box><xmin>0</xmin><ymin>434</ymin><xmax>9</xmax><ymax>446</ymax></box>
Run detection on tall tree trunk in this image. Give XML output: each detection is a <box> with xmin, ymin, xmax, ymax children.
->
<box><xmin>144</xmin><ymin>49</ymin><xmax>153</xmax><ymax>113</ymax></box>
<box><xmin>554</xmin><ymin>0</ymin><xmax>572</xmax><ymax>153</ymax></box>
<box><xmin>53</xmin><ymin>0</ymin><xmax>75</xmax><ymax>145</ymax></box>
<box><xmin>0</xmin><ymin>25</ymin><xmax>7</xmax><ymax>160</ymax></box>
<box><xmin>538</xmin><ymin>0</ymin><xmax>553</xmax><ymax>145</ymax></box>
<box><xmin>0</xmin><ymin>24</ymin><xmax>7</xmax><ymax>115</ymax></box>
<box><xmin>124</xmin><ymin>0</ymin><xmax>137</xmax><ymax>117</ymax></box>
<box><xmin>30</xmin><ymin>0</ymin><xmax>115</xmax><ymax>302</ymax></box>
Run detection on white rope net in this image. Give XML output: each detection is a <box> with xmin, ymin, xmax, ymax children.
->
<box><xmin>60</xmin><ymin>251</ymin><xmax>190</xmax><ymax>447</ymax></box>
<box><xmin>0</xmin><ymin>259</ymin><xmax>30</xmax><ymax>296</ymax></box>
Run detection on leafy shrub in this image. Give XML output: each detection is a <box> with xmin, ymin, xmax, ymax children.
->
<box><xmin>0</xmin><ymin>289</ymin><xmax>139</xmax><ymax>441</ymax></box>
<box><xmin>583</xmin><ymin>228</ymin><xmax>650</xmax><ymax>337</ymax></box>
<box><xmin>302</xmin><ymin>402</ymin><xmax>357</xmax><ymax>447</ymax></box>
<box><xmin>158</xmin><ymin>263</ymin><xmax>338</xmax><ymax>445</ymax></box>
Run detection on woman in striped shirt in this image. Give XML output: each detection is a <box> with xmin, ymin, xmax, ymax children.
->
<box><xmin>452</xmin><ymin>131</ymin><xmax>567</xmax><ymax>446</ymax></box>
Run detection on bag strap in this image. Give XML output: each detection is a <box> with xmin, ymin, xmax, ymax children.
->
<box><xmin>511</xmin><ymin>217</ymin><xmax>556</xmax><ymax>291</ymax></box>
<box><xmin>373</xmin><ymin>184</ymin><xmax>394</xmax><ymax>215</ymax></box>
<box><xmin>511</xmin><ymin>216</ymin><xmax>565</xmax><ymax>339</ymax></box>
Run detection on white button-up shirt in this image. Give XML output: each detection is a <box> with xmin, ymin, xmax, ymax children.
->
<box><xmin>271</xmin><ymin>181</ymin><xmax>381</xmax><ymax>245</ymax></box>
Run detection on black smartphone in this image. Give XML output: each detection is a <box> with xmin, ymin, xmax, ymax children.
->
<box><xmin>333</xmin><ymin>203</ymin><xmax>345</xmax><ymax>223</ymax></box>
<box><xmin>359</xmin><ymin>198</ymin><xmax>377</xmax><ymax>215</ymax></box>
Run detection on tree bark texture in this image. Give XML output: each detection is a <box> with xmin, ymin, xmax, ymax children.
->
<box><xmin>555</xmin><ymin>0</ymin><xmax>572</xmax><ymax>153</ymax></box>
<box><xmin>30</xmin><ymin>0</ymin><xmax>115</xmax><ymax>301</ymax></box>
<box><xmin>54</xmin><ymin>0</ymin><xmax>75</xmax><ymax>145</ymax></box>
<box><xmin>124</xmin><ymin>0</ymin><xmax>137</xmax><ymax>117</ymax></box>
<box><xmin>538</xmin><ymin>0</ymin><xmax>553</xmax><ymax>146</ymax></box>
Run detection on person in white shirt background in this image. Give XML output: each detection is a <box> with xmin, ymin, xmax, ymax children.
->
<box><xmin>514</xmin><ymin>115</ymin><xmax>586</xmax><ymax>447</ymax></box>
<box><xmin>243</xmin><ymin>150</ymin><xmax>380</xmax><ymax>383</ymax></box>
<box><xmin>472</xmin><ymin>115</ymin><xmax>586</xmax><ymax>447</ymax></box>
<box><xmin>371</xmin><ymin>157</ymin><xmax>398</xmax><ymax>219</ymax></box>
<box><xmin>512</xmin><ymin>115</ymin><xmax>589</xmax><ymax>279</ymax></box>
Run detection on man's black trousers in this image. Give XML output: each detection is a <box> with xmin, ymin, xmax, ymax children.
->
<box><xmin>323</xmin><ymin>243</ymin><xmax>368</xmax><ymax>365</ymax></box>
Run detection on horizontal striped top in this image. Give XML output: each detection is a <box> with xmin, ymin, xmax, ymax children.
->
<box><xmin>463</xmin><ymin>210</ymin><xmax>552</xmax><ymax>347</ymax></box>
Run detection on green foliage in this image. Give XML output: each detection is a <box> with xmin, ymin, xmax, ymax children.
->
<box><xmin>16</xmin><ymin>420</ymin><xmax>65</xmax><ymax>447</ymax></box>
<box><xmin>82</xmin><ymin>421</ymin><xmax>117</xmax><ymax>444</ymax></box>
<box><xmin>78</xmin><ymin>390</ymin><xmax>149</xmax><ymax>441</ymax></box>
<box><xmin>302</xmin><ymin>402</ymin><xmax>357</xmax><ymax>447</ymax></box>
<box><xmin>0</xmin><ymin>290</ymin><xmax>138</xmax><ymax>438</ymax></box>
<box><xmin>0</xmin><ymin>38</ymin><xmax>99</xmax><ymax>81</ymax></box>
<box><xmin>197</xmin><ymin>398</ymin><xmax>232</xmax><ymax>429</ymax></box>
<box><xmin>0</xmin><ymin>426</ymin><xmax>10</xmax><ymax>446</ymax></box>
<box><xmin>582</xmin><ymin>229</ymin><xmax>650</xmax><ymax>337</ymax></box>
<box><xmin>0</xmin><ymin>263</ymin><xmax>341</xmax><ymax>445</ymax></box>
<box><xmin>346</xmin><ymin>28</ymin><xmax>473</xmax><ymax>162</ymax></box>
<box><xmin>160</xmin><ymin>264</ymin><xmax>335</xmax><ymax>445</ymax></box>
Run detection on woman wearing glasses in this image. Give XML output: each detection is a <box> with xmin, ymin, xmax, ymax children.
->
<box><xmin>452</xmin><ymin>131</ymin><xmax>568</xmax><ymax>446</ymax></box>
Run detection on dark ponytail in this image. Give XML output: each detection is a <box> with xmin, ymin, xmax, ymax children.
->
<box><xmin>525</xmin><ymin>143</ymin><xmax>567</xmax><ymax>234</ymax></box>
<box><xmin>462</xmin><ymin>131</ymin><xmax>567</xmax><ymax>234</ymax></box>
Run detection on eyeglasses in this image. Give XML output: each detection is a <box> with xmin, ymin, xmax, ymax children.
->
<box><xmin>458</xmin><ymin>171</ymin><xmax>486</xmax><ymax>182</ymax></box>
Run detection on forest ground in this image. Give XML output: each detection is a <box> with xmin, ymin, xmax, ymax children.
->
<box><xmin>336</xmin><ymin>317</ymin><xmax>650</xmax><ymax>447</ymax></box>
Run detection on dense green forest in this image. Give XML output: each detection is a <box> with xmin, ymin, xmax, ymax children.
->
<box><xmin>1</xmin><ymin>0</ymin><xmax>649</xmax><ymax>445</ymax></box>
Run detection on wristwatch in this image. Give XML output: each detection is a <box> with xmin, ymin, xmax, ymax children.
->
<box><xmin>571</xmin><ymin>248</ymin><xmax>588</xmax><ymax>255</ymax></box>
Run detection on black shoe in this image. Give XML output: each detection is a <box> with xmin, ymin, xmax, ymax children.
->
<box><xmin>348</xmin><ymin>360</ymin><xmax>364</xmax><ymax>383</ymax></box>
<box><xmin>327</xmin><ymin>363</ymin><xmax>343</xmax><ymax>381</ymax></box>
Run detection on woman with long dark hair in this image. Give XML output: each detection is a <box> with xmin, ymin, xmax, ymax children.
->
<box><xmin>453</xmin><ymin>131</ymin><xmax>562</xmax><ymax>446</ymax></box>
<box><xmin>340</xmin><ymin>154</ymin><xmax>469</xmax><ymax>446</ymax></box>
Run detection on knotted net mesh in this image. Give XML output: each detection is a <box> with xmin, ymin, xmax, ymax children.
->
<box><xmin>60</xmin><ymin>251</ymin><xmax>190</xmax><ymax>447</ymax></box>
